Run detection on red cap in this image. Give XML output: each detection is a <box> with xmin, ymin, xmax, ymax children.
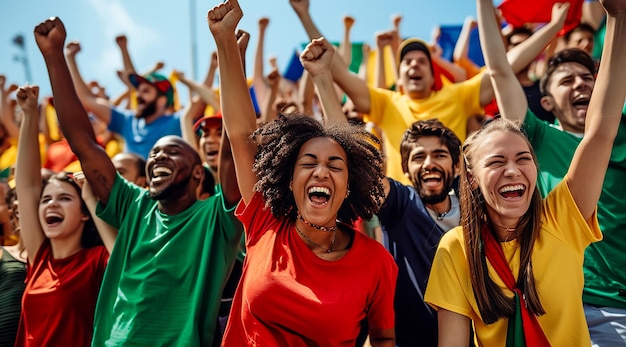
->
<box><xmin>193</xmin><ymin>112</ymin><xmax>223</xmax><ymax>132</ymax></box>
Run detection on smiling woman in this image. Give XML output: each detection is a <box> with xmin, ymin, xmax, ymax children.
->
<box><xmin>209</xmin><ymin>0</ymin><xmax>398</xmax><ymax>345</ymax></box>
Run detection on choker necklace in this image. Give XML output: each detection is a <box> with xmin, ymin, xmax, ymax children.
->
<box><xmin>295</xmin><ymin>225</ymin><xmax>336</xmax><ymax>253</ymax></box>
<box><xmin>296</xmin><ymin>212</ymin><xmax>338</xmax><ymax>232</ymax></box>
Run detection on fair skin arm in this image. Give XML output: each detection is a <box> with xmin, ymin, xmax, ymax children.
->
<box><xmin>376</xmin><ymin>31</ymin><xmax>395</xmax><ymax>88</ymax></box>
<box><xmin>208</xmin><ymin>0</ymin><xmax>258</xmax><ymax>205</ymax></box>
<box><xmin>35</xmin><ymin>17</ymin><xmax>117</xmax><ymax>206</ymax></box>
<box><xmin>340</xmin><ymin>15</ymin><xmax>355</xmax><ymax>67</ymax></box>
<box><xmin>76</xmin><ymin>173</ymin><xmax>116</xmax><ymax>254</ymax></box>
<box><xmin>0</xmin><ymin>76</ymin><xmax>19</xmax><ymax>139</ymax></box>
<box><xmin>115</xmin><ymin>35</ymin><xmax>138</xmax><ymax>82</ymax></box>
<box><xmin>477</xmin><ymin>3</ymin><xmax>570</xmax><ymax>108</ymax></box>
<box><xmin>14</xmin><ymin>85</ymin><xmax>45</xmax><ymax>264</ymax></box>
<box><xmin>290</xmin><ymin>0</ymin><xmax>373</xmax><ymax>114</ymax></box>
<box><xmin>437</xmin><ymin>309</ymin><xmax>471</xmax><ymax>347</ymax></box>
<box><xmin>65</xmin><ymin>41</ymin><xmax>113</xmax><ymax>124</ymax></box>
<box><xmin>261</xmin><ymin>67</ymin><xmax>280</xmax><ymax>123</ymax></box>
<box><xmin>253</xmin><ymin>17</ymin><xmax>270</xmax><ymax>107</ymax></box>
<box><xmin>453</xmin><ymin>17</ymin><xmax>478</xmax><ymax>65</ymax></box>
<box><xmin>298</xmin><ymin>70</ymin><xmax>315</xmax><ymax>115</ymax></box>
<box><xmin>477</xmin><ymin>0</ymin><xmax>529</xmax><ymax>120</ymax></box>
<box><xmin>566</xmin><ymin>0</ymin><xmax>626</xmax><ymax>219</ymax></box>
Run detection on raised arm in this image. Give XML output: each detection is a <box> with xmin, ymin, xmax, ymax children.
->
<box><xmin>566</xmin><ymin>0</ymin><xmax>626</xmax><ymax>220</ymax></box>
<box><xmin>477</xmin><ymin>0</ymin><xmax>528</xmax><ymax>119</ymax></box>
<box><xmin>0</xmin><ymin>76</ymin><xmax>19</xmax><ymax>140</ymax></box>
<box><xmin>14</xmin><ymin>85</ymin><xmax>45</xmax><ymax>264</ymax></box>
<box><xmin>453</xmin><ymin>17</ymin><xmax>479</xmax><ymax>68</ymax></box>
<box><xmin>340</xmin><ymin>15</ymin><xmax>355</xmax><ymax>66</ymax></box>
<box><xmin>506</xmin><ymin>3</ymin><xmax>570</xmax><ymax>78</ymax></box>
<box><xmin>76</xmin><ymin>172</ymin><xmax>116</xmax><ymax>254</ymax></box>
<box><xmin>300</xmin><ymin>37</ymin><xmax>346</xmax><ymax>125</ymax></box>
<box><xmin>115</xmin><ymin>35</ymin><xmax>138</xmax><ymax>79</ymax></box>
<box><xmin>252</xmin><ymin>17</ymin><xmax>270</xmax><ymax>107</ymax></box>
<box><xmin>35</xmin><ymin>17</ymin><xmax>117</xmax><ymax>205</ymax></box>
<box><xmin>261</xmin><ymin>67</ymin><xmax>281</xmax><ymax>123</ymax></box>
<box><xmin>64</xmin><ymin>41</ymin><xmax>113</xmax><ymax>124</ymax></box>
<box><xmin>208</xmin><ymin>0</ymin><xmax>258</xmax><ymax>204</ymax></box>
<box><xmin>289</xmin><ymin>0</ymin><xmax>372</xmax><ymax>114</ymax></box>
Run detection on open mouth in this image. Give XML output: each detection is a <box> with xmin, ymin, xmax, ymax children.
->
<box><xmin>421</xmin><ymin>173</ymin><xmax>442</xmax><ymax>187</ymax></box>
<box><xmin>572</xmin><ymin>94</ymin><xmax>590</xmax><ymax>110</ymax></box>
<box><xmin>151</xmin><ymin>166</ymin><xmax>173</xmax><ymax>183</ymax></box>
<box><xmin>45</xmin><ymin>214</ymin><xmax>64</xmax><ymax>226</ymax></box>
<box><xmin>308</xmin><ymin>186</ymin><xmax>331</xmax><ymax>206</ymax></box>
<box><xmin>498</xmin><ymin>184</ymin><xmax>525</xmax><ymax>198</ymax></box>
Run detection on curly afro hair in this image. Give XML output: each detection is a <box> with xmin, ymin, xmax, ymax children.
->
<box><xmin>252</xmin><ymin>113</ymin><xmax>385</xmax><ymax>224</ymax></box>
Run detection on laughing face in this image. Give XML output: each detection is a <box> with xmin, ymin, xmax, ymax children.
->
<box><xmin>471</xmin><ymin>131</ymin><xmax>537</xmax><ymax>228</ymax></box>
<box><xmin>38</xmin><ymin>180</ymin><xmax>89</xmax><ymax>240</ymax></box>
<box><xmin>291</xmin><ymin>137</ymin><xmax>349</xmax><ymax>228</ymax></box>
<box><xmin>199</xmin><ymin>123</ymin><xmax>222</xmax><ymax>171</ymax></box>
<box><xmin>405</xmin><ymin>136</ymin><xmax>458</xmax><ymax>204</ymax></box>
<box><xmin>541</xmin><ymin>62</ymin><xmax>594</xmax><ymax>134</ymax></box>
<box><xmin>397</xmin><ymin>50</ymin><xmax>434</xmax><ymax>99</ymax></box>
<box><xmin>135</xmin><ymin>83</ymin><xmax>164</xmax><ymax>119</ymax></box>
<box><xmin>147</xmin><ymin>136</ymin><xmax>201</xmax><ymax>200</ymax></box>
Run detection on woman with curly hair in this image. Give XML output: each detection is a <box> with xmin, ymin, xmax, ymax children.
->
<box><xmin>424</xmin><ymin>0</ymin><xmax>626</xmax><ymax>345</ymax></box>
<box><xmin>208</xmin><ymin>1</ymin><xmax>397</xmax><ymax>346</ymax></box>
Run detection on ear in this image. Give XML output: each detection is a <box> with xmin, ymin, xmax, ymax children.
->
<box><xmin>81</xmin><ymin>214</ymin><xmax>90</xmax><ymax>222</ymax></box>
<box><xmin>452</xmin><ymin>162</ymin><xmax>460</xmax><ymax>178</ymax></box>
<box><xmin>540</xmin><ymin>95</ymin><xmax>555</xmax><ymax>112</ymax></box>
<box><xmin>156</xmin><ymin>94</ymin><xmax>168</xmax><ymax>109</ymax></box>
<box><xmin>289</xmin><ymin>181</ymin><xmax>293</xmax><ymax>191</ymax></box>
<box><xmin>192</xmin><ymin>165</ymin><xmax>203</xmax><ymax>181</ymax></box>
<box><xmin>136</xmin><ymin>176</ymin><xmax>147</xmax><ymax>189</ymax></box>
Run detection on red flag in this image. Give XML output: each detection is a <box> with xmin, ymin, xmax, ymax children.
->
<box><xmin>498</xmin><ymin>0</ymin><xmax>584</xmax><ymax>35</ymax></box>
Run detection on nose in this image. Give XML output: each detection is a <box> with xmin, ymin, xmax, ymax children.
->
<box><xmin>423</xmin><ymin>154</ymin><xmax>435</xmax><ymax>169</ymax></box>
<box><xmin>313</xmin><ymin>165</ymin><xmax>329</xmax><ymax>180</ymax></box>
<box><xmin>503</xmin><ymin>162</ymin><xmax>521</xmax><ymax>178</ymax></box>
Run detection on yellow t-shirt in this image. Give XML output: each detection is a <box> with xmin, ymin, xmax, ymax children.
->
<box><xmin>366</xmin><ymin>73</ymin><xmax>484</xmax><ymax>185</ymax></box>
<box><xmin>425</xmin><ymin>179</ymin><xmax>602</xmax><ymax>346</ymax></box>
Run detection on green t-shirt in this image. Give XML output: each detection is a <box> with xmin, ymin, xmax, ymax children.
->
<box><xmin>92</xmin><ymin>174</ymin><xmax>243</xmax><ymax>346</ymax></box>
<box><xmin>524</xmin><ymin>110</ymin><xmax>626</xmax><ymax>309</ymax></box>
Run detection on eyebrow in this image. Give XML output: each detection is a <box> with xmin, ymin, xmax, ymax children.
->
<box><xmin>301</xmin><ymin>153</ymin><xmax>346</xmax><ymax>163</ymax></box>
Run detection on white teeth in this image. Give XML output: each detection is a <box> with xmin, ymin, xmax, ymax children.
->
<box><xmin>153</xmin><ymin>167</ymin><xmax>172</xmax><ymax>177</ymax></box>
<box><xmin>422</xmin><ymin>174</ymin><xmax>440</xmax><ymax>180</ymax></box>
<box><xmin>499</xmin><ymin>184</ymin><xmax>525</xmax><ymax>193</ymax></box>
<box><xmin>308</xmin><ymin>186</ymin><xmax>330</xmax><ymax>196</ymax></box>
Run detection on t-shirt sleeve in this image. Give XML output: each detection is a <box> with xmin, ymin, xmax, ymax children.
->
<box><xmin>95</xmin><ymin>173</ymin><xmax>144</xmax><ymax>230</ymax></box>
<box><xmin>235</xmin><ymin>191</ymin><xmax>271</xmax><ymax>246</ymax></box>
<box><xmin>424</xmin><ymin>227</ymin><xmax>476</xmax><ymax>319</ymax></box>
<box><xmin>542</xmin><ymin>178</ymin><xmax>602</xmax><ymax>252</ymax></box>
<box><xmin>366</xmin><ymin>245</ymin><xmax>399</xmax><ymax>331</ymax></box>
<box><xmin>521</xmin><ymin>108</ymin><xmax>545</xmax><ymax>145</ymax></box>
<box><xmin>108</xmin><ymin>107</ymin><xmax>128</xmax><ymax>135</ymax></box>
<box><xmin>378</xmin><ymin>178</ymin><xmax>409</xmax><ymax>230</ymax></box>
<box><xmin>367</xmin><ymin>87</ymin><xmax>395</xmax><ymax>124</ymax></box>
<box><xmin>215</xmin><ymin>191</ymin><xmax>245</xmax><ymax>245</ymax></box>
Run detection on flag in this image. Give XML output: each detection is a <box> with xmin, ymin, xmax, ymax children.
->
<box><xmin>283</xmin><ymin>50</ymin><xmax>305</xmax><ymax>82</ymax></box>
<box><xmin>498</xmin><ymin>0</ymin><xmax>584</xmax><ymax>34</ymax></box>
<box><xmin>438</xmin><ymin>26</ymin><xmax>485</xmax><ymax>67</ymax></box>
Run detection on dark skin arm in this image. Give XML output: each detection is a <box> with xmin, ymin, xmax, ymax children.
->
<box><xmin>34</xmin><ymin>17</ymin><xmax>116</xmax><ymax>205</ymax></box>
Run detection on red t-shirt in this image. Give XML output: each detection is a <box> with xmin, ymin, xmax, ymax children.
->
<box><xmin>15</xmin><ymin>240</ymin><xmax>108</xmax><ymax>347</ymax></box>
<box><xmin>221</xmin><ymin>192</ymin><xmax>398</xmax><ymax>346</ymax></box>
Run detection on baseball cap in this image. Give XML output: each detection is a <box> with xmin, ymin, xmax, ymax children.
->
<box><xmin>397</xmin><ymin>38</ymin><xmax>433</xmax><ymax>73</ymax></box>
<box><xmin>193</xmin><ymin>112</ymin><xmax>223</xmax><ymax>132</ymax></box>
<box><xmin>128</xmin><ymin>72</ymin><xmax>174</xmax><ymax>106</ymax></box>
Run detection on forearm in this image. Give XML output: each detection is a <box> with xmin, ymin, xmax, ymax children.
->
<box><xmin>507</xmin><ymin>15</ymin><xmax>565</xmax><ymax>73</ymax></box>
<box><xmin>312</xmin><ymin>71</ymin><xmax>346</xmax><ymax>124</ymax></box>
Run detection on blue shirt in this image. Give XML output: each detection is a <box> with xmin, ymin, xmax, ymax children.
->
<box><xmin>108</xmin><ymin>108</ymin><xmax>182</xmax><ymax>159</ymax></box>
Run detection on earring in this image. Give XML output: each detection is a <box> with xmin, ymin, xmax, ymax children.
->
<box><xmin>289</xmin><ymin>182</ymin><xmax>293</xmax><ymax>191</ymax></box>
<box><xmin>346</xmin><ymin>189</ymin><xmax>350</xmax><ymax>198</ymax></box>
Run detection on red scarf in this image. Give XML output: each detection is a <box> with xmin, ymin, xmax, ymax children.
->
<box><xmin>481</xmin><ymin>224</ymin><xmax>550</xmax><ymax>347</ymax></box>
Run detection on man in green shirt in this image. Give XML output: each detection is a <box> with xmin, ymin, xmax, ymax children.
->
<box><xmin>509</xmin><ymin>48</ymin><xmax>626</xmax><ymax>346</ymax></box>
<box><xmin>34</xmin><ymin>17</ymin><xmax>243</xmax><ymax>346</ymax></box>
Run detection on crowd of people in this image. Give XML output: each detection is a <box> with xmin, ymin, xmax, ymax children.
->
<box><xmin>1</xmin><ymin>0</ymin><xmax>625</xmax><ymax>346</ymax></box>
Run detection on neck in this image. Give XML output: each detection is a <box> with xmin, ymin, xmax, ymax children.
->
<box><xmin>296</xmin><ymin>211</ymin><xmax>338</xmax><ymax>232</ymax></box>
<box><xmin>50</xmin><ymin>238</ymin><xmax>83</xmax><ymax>259</ymax></box>
<box><xmin>491</xmin><ymin>223</ymin><xmax>518</xmax><ymax>242</ymax></box>
<box><xmin>426</xmin><ymin>196</ymin><xmax>451</xmax><ymax>218</ymax></box>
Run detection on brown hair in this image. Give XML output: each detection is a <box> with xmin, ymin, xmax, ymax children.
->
<box><xmin>460</xmin><ymin>118</ymin><xmax>545</xmax><ymax>324</ymax></box>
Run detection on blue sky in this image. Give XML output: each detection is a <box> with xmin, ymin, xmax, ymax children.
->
<box><xmin>0</xmin><ymin>0</ymin><xmax>495</xmax><ymax>100</ymax></box>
